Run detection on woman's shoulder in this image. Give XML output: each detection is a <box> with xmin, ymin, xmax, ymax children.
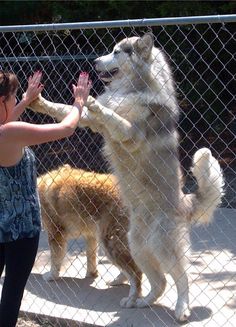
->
<box><xmin>0</xmin><ymin>121</ymin><xmax>37</xmax><ymax>148</ymax></box>
<box><xmin>0</xmin><ymin>121</ymin><xmax>25</xmax><ymax>142</ymax></box>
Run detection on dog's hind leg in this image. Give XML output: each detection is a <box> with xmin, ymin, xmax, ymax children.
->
<box><xmin>85</xmin><ymin>235</ymin><xmax>98</xmax><ymax>278</ymax></box>
<box><xmin>134</xmin><ymin>257</ymin><xmax>166</xmax><ymax>308</ymax></box>
<box><xmin>128</xmin><ymin>230</ymin><xmax>166</xmax><ymax>308</ymax></box>
<box><xmin>120</xmin><ymin>268</ymin><xmax>142</xmax><ymax>308</ymax></box>
<box><xmin>43</xmin><ymin>229</ymin><xmax>67</xmax><ymax>282</ymax></box>
<box><xmin>169</xmin><ymin>262</ymin><xmax>190</xmax><ymax>322</ymax></box>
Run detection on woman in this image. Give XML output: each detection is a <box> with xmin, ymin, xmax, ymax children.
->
<box><xmin>0</xmin><ymin>70</ymin><xmax>91</xmax><ymax>326</ymax></box>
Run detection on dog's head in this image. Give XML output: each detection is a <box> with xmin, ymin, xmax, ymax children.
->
<box><xmin>94</xmin><ymin>33</ymin><xmax>154</xmax><ymax>83</ymax></box>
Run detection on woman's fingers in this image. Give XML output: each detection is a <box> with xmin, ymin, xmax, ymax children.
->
<box><xmin>33</xmin><ymin>71</ymin><xmax>42</xmax><ymax>85</ymax></box>
<box><xmin>73</xmin><ymin>72</ymin><xmax>91</xmax><ymax>94</ymax></box>
<box><xmin>29</xmin><ymin>71</ymin><xmax>42</xmax><ymax>87</ymax></box>
<box><xmin>24</xmin><ymin>71</ymin><xmax>44</xmax><ymax>103</ymax></box>
<box><xmin>77</xmin><ymin>72</ymin><xmax>89</xmax><ymax>86</ymax></box>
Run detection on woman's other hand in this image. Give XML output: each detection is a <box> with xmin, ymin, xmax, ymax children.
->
<box><xmin>72</xmin><ymin>72</ymin><xmax>92</xmax><ymax>117</ymax></box>
<box><xmin>22</xmin><ymin>71</ymin><xmax>44</xmax><ymax>106</ymax></box>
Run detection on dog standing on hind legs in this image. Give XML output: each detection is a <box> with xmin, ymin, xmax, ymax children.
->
<box><xmin>29</xmin><ymin>33</ymin><xmax>224</xmax><ymax>321</ymax></box>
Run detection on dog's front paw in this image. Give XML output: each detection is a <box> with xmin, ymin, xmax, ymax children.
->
<box><xmin>43</xmin><ymin>271</ymin><xmax>60</xmax><ymax>282</ymax></box>
<box><xmin>27</xmin><ymin>94</ymin><xmax>44</xmax><ymax>111</ymax></box>
<box><xmin>86</xmin><ymin>95</ymin><xmax>96</xmax><ymax>107</ymax></box>
<box><xmin>120</xmin><ymin>296</ymin><xmax>137</xmax><ymax>308</ymax></box>
<box><xmin>25</xmin><ymin>93</ymin><xmax>40</xmax><ymax>108</ymax></box>
<box><xmin>86</xmin><ymin>95</ymin><xmax>102</xmax><ymax>113</ymax></box>
<box><xmin>27</xmin><ymin>94</ymin><xmax>56</xmax><ymax>117</ymax></box>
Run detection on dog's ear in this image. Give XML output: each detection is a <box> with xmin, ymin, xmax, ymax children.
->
<box><xmin>134</xmin><ymin>33</ymin><xmax>154</xmax><ymax>60</ymax></box>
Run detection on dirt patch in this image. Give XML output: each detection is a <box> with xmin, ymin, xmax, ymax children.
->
<box><xmin>17</xmin><ymin>316</ymin><xmax>52</xmax><ymax>327</ymax></box>
<box><xmin>17</xmin><ymin>312</ymin><xmax>102</xmax><ymax>327</ymax></box>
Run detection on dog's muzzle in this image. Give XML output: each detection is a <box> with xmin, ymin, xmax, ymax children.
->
<box><xmin>97</xmin><ymin>68</ymin><xmax>119</xmax><ymax>80</ymax></box>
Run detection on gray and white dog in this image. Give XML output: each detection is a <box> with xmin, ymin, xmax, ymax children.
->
<box><xmin>29</xmin><ymin>33</ymin><xmax>224</xmax><ymax>321</ymax></box>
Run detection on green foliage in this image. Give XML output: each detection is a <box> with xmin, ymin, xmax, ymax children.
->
<box><xmin>0</xmin><ymin>1</ymin><xmax>235</xmax><ymax>25</ymax></box>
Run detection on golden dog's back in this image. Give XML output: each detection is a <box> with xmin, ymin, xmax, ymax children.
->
<box><xmin>37</xmin><ymin>164</ymin><xmax>121</xmax><ymax>238</ymax></box>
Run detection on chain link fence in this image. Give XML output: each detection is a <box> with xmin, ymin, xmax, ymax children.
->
<box><xmin>0</xmin><ymin>15</ymin><xmax>236</xmax><ymax>327</ymax></box>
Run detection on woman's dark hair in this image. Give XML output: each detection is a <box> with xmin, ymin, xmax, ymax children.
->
<box><xmin>0</xmin><ymin>71</ymin><xmax>19</xmax><ymax>100</ymax></box>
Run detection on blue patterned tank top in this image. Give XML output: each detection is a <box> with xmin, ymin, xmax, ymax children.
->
<box><xmin>0</xmin><ymin>147</ymin><xmax>41</xmax><ymax>242</ymax></box>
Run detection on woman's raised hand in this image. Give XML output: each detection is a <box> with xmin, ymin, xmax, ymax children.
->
<box><xmin>22</xmin><ymin>71</ymin><xmax>44</xmax><ymax>106</ymax></box>
<box><xmin>72</xmin><ymin>72</ymin><xmax>92</xmax><ymax>114</ymax></box>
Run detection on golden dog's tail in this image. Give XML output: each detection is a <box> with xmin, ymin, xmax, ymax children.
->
<box><xmin>184</xmin><ymin>148</ymin><xmax>224</xmax><ymax>225</ymax></box>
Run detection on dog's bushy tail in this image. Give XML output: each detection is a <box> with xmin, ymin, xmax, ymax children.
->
<box><xmin>184</xmin><ymin>148</ymin><xmax>224</xmax><ymax>225</ymax></box>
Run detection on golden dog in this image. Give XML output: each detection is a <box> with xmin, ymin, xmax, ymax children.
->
<box><xmin>37</xmin><ymin>164</ymin><xmax>142</xmax><ymax>306</ymax></box>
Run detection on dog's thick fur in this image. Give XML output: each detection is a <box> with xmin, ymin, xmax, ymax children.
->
<box><xmin>30</xmin><ymin>33</ymin><xmax>224</xmax><ymax>321</ymax></box>
<box><xmin>37</xmin><ymin>165</ymin><xmax>142</xmax><ymax>305</ymax></box>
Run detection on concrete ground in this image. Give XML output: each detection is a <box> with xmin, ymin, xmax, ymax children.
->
<box><xmin>1</xmin><ymin>208</ymin><xmax>236</xmax><ymax>326</ymax></box>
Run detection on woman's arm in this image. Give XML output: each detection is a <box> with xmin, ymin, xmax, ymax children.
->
<box><xmin>1</xmin><ymin>72</ymin><xmax>92</xmax><ymax>146</ymax></box>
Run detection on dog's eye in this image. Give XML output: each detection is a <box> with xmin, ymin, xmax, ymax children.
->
<box><xmin>123</xmin><ymin>48</ymin><xmax>133</xmax><ymax>56</ymax></box>
<box><xmin>114</xmin><ymin>50</ymin><xmax>120</xmax><ymax>55</ymax></box>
